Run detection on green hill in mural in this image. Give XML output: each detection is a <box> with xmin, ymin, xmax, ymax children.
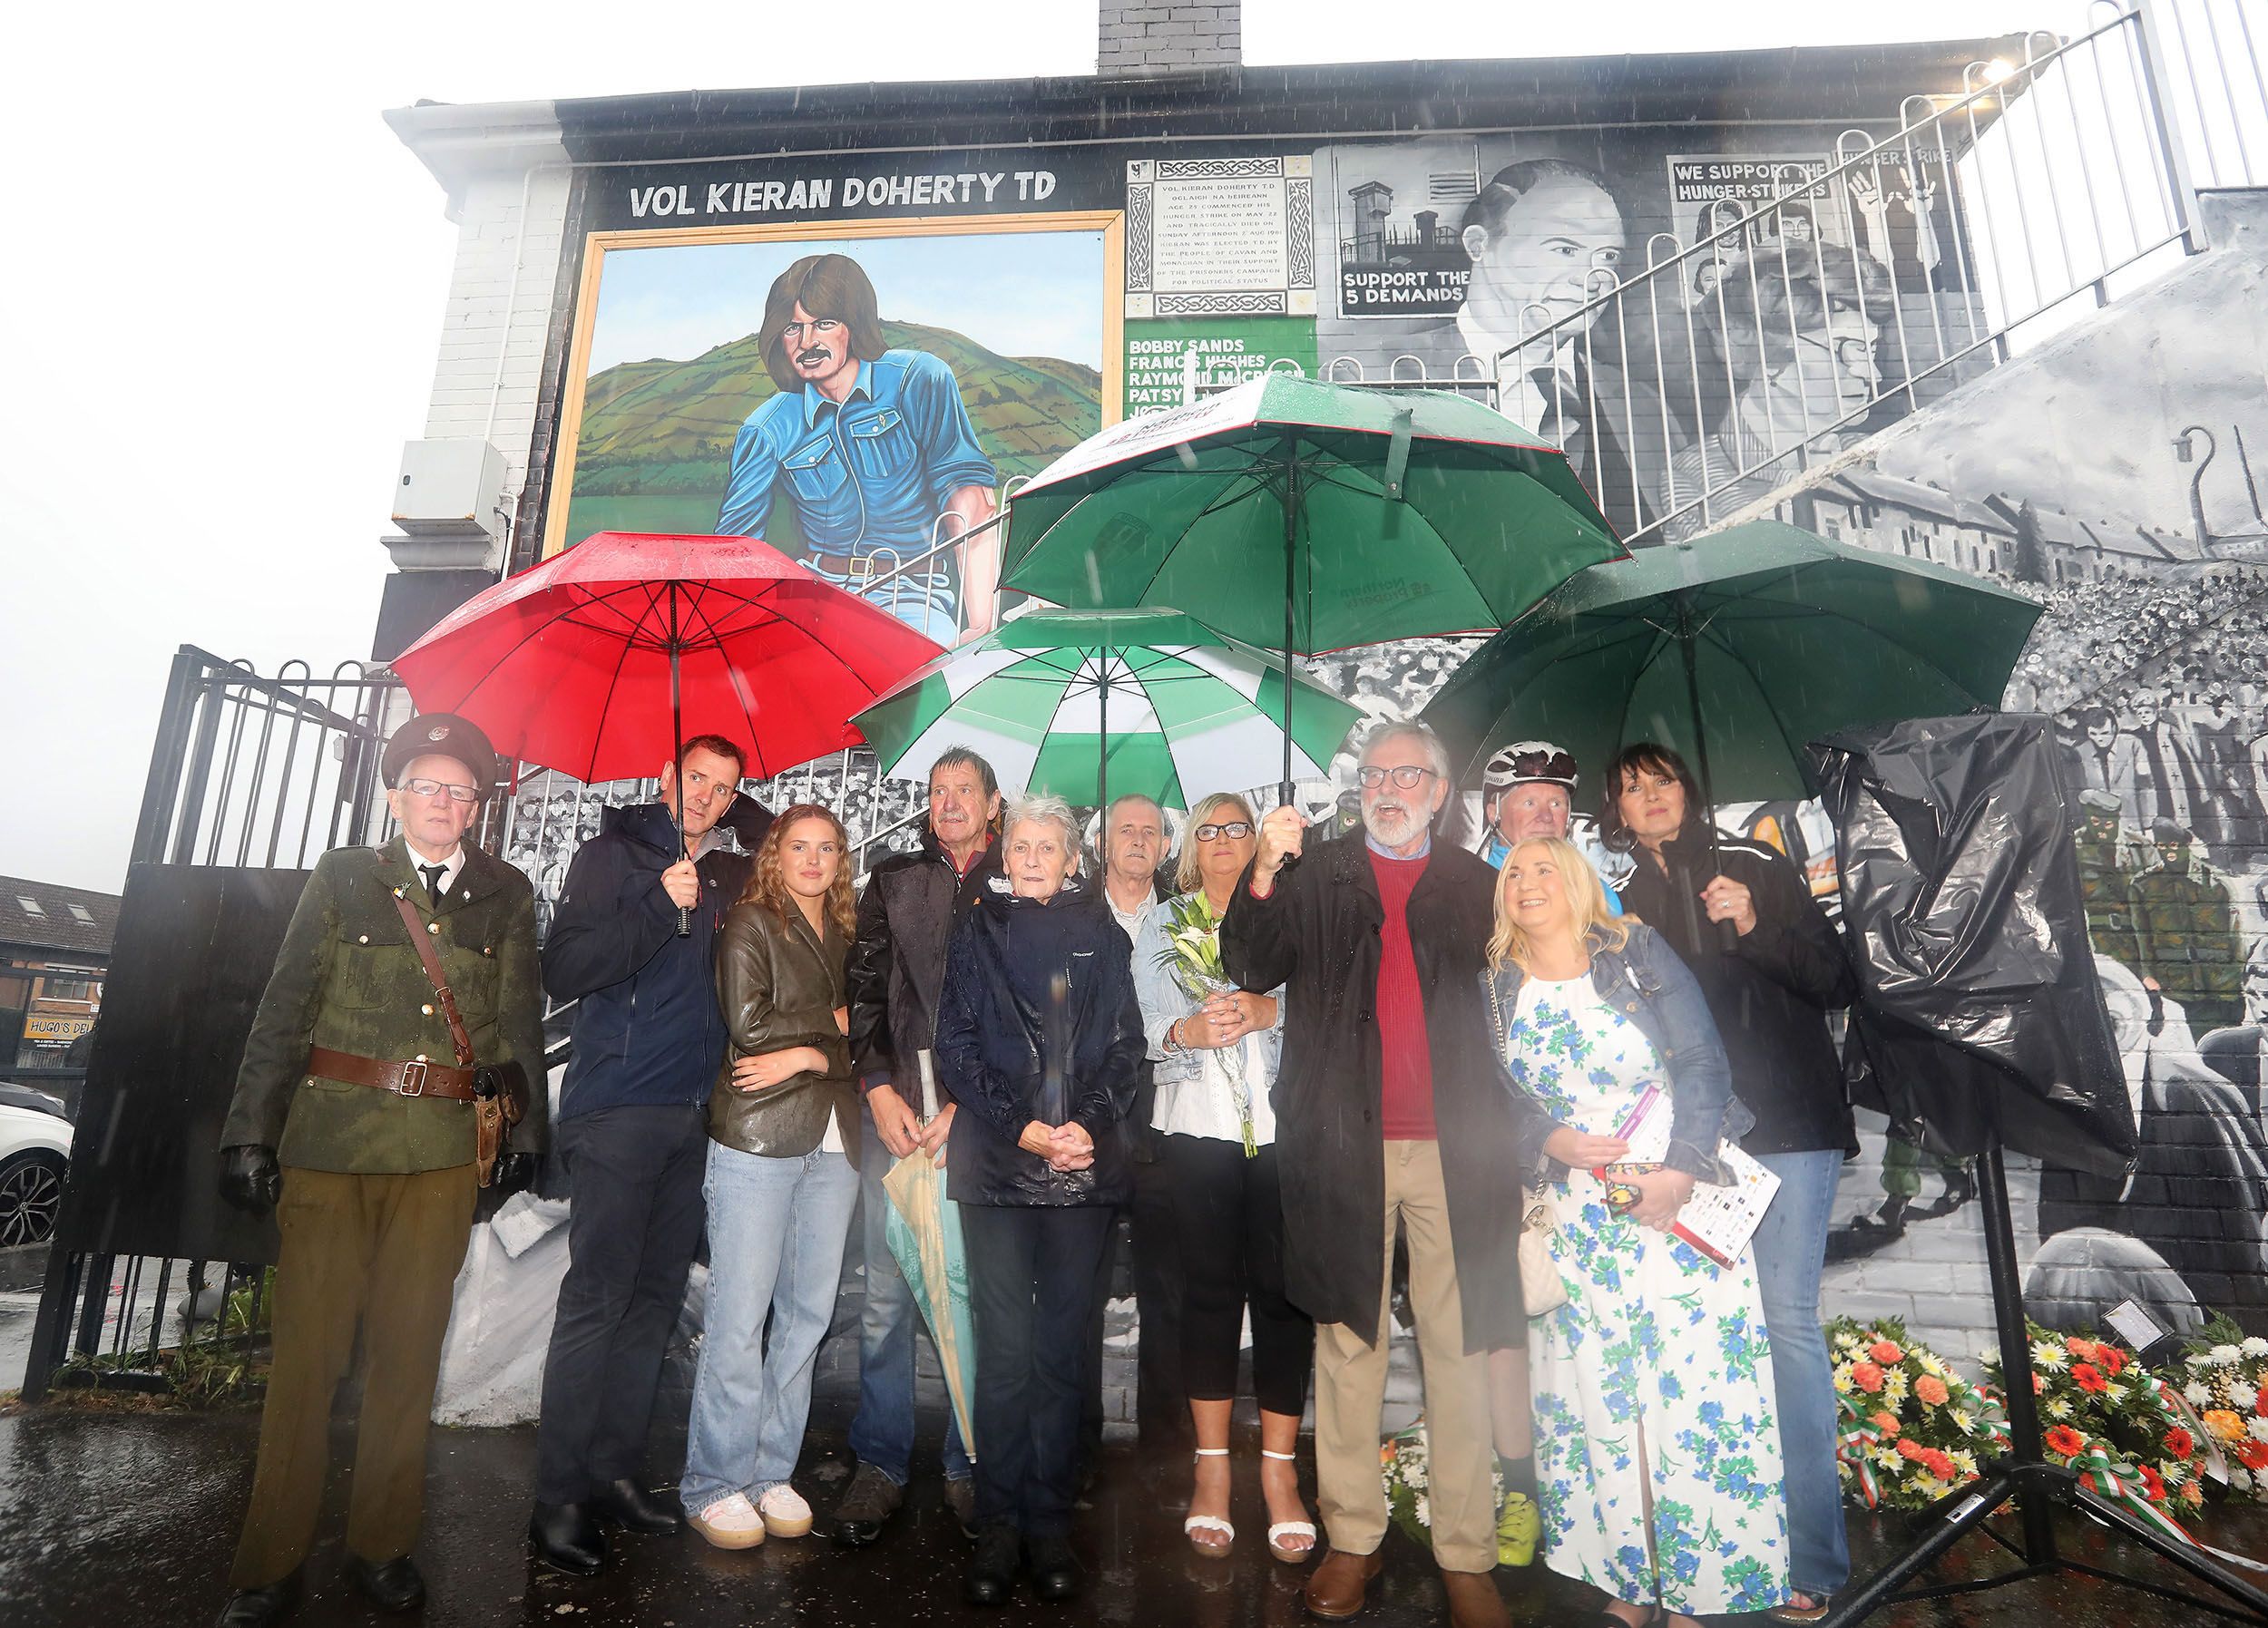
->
<box><xmin>570</xmin><ymin>320</ymin><xmax>1101</xmax><ymax>511</ymax></box>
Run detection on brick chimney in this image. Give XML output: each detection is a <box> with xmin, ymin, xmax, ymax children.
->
<box><xmin>1098</xmin><ymin>1</ymin><xmax>1242</xmax><ymax>75</ymax></box>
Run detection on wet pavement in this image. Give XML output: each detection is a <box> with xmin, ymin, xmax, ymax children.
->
<box><xmin>3</xmin><ymin>1392</ymin><xmax>2264</xmax><ymax>1628</ymax></box>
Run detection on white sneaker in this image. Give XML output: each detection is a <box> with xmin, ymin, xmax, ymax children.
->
<box><xmin>758</xmin><ymin>1483</ymin><xmax>814</xmax><ymax>1538</ymax></box>
<box><xmin>689</xmin><ymin>1492</ymin><xmax>767</xmax><ymax>1550</ymax></box>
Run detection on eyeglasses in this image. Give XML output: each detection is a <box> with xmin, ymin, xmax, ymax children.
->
<box><xmin>1356</xmin><ymin>765</ymin><xmax>1439</xmax><ymax>790</ymax></box>
<box><xmin>1194</xmin><ymin>821</ymin><xmax>1254</xmax><ymax>841</ymax></box>
<box><xmin>400</xmin><ymin>777</ymin><xmax>479</xmax><ymax>804</ymax></box>
<box><xmin>1795</xmin><ymin>331</ymin><xmax>1881</xmax><ymax>373</ymax></box>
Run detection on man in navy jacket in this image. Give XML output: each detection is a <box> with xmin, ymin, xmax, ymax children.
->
<box><xmin>527</xmin><ymin>736</ymin><xmax>767</xmax><ymax>1574</ymax></box>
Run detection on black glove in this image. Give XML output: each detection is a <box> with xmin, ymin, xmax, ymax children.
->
<box><xmin>219</xmin><ymin>1145</ymin><xmax>284</xmax><ymax>1215</ymax></box>
<box><xmin>489</xmin><ymin>1152</ymin><xmax>538</xmax><ymax>1197</ymax></box>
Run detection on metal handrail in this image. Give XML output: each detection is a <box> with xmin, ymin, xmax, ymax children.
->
<box><xmin>1500</xmin><ymin>13</ymin><xmax>2120</xmax><ymax>366</ymax></box>
<box><xmin>1466</xmin><ymin>1</ymin><xmax>2259</xmax><ymax>548</ymax></box>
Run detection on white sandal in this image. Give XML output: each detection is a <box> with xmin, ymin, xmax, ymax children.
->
<box><xmin>1183</xmin><ymin>1448</ymin><xmax>1235</xmax><ymax>1557</ymax></box>
<box><xmin>1260</xmin><ymin>1448</ymin><xmax>1318</xmax><ymax>1565</ymax></box>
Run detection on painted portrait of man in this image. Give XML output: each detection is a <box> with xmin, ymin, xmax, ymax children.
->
<box><xmin>717</xmin><ymin>252</ymin><xmax>1000</xmax><ymax>640</ymax></box>
<box><xmin>1428</xmin><ymin>160</ymin><xmax>1678</xmax><ymax>539</ymax></box>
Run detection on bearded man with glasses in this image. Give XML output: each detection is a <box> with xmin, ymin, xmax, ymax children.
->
<box><xmin>1222</xmin><ymin>722</ymin><xmax>1535</xmax><ymax>1628</ymax></box>
<box><xmin>212</xmin><ymin>714</ymin><xmax>545</xmax><ymax>1627</ymax></box>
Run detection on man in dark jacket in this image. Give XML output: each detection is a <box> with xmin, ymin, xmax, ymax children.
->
<box><xmin>527</xmin><ymin>735</ymin><xmax>760</xmax><ymax>1574</ymax></box>
<box><xmin>835</xmin><ymin>747</ymin><xmax>1002</xmax><ymax>1544</ymax></box>
<box><xmin>212</xmin><ymin>713</ymin><xmax>543</xmax><ymax>1628</ymax></box>
<box><xmin>1090</xmin><ymin>794</ymin><xmax>1184</xmax><ymax>1465</ymax></box>
<box><xmin>1223</xmin><ymin>721</ymin><xmax>1519</xmax><ymax>1628</ymax></box>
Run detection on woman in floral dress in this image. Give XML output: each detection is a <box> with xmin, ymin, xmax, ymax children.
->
<box><xmin>1485</xmin><ymin>836</ymin><xmax>1790</xmax><ymax>1625</ymax></box>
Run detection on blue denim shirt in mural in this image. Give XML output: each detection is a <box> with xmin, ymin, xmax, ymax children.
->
<box><xmin>715</xmin><ymin>350</ymin><xmax>996</xmax><ymax>560</ymax></box>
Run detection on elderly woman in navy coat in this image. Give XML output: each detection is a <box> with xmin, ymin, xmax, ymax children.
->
<box><xmin>934</xmin><ymin>793</ymin><xmax>1144</xmax><ymax>1609</ymax></box>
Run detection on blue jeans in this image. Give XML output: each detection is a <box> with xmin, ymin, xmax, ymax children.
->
<box><xmin>848</xmin><ymin>1098</ymin><xmax>971</xmax><ymax>1484</ymax></box>
<box><xmin>679</xmin><ymin>1140</ymin><xmax>860</xmax><ymax>1512</ymax></box>
<box><xmin>1752</xmin><ymin>1149</ymin><xmax>1852</xmax><ymax>1596</ymax></box>
<box><xmin>807</xmin><ymin>556</ymin><xmax>958</xmax><ymax>645</ymax></box>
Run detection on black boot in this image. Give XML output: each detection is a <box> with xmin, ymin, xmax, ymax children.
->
<box><xmin>964</xmin><ymin>1524</ymin><xmax>1022</xmax><ymax>1606</ymax></box>
<box><xmin>345</xmin><ymin>1555</ymin><xmax>425</xmax><ymax>1614</ymax></box>
<box><xmin>1925</xmin><ymin>1164</ymin><xmax>1977</xmax><ymax>1216</ymax></box>
<box><xmin>1026</xmin><ymin>1535</ymin><xmax>1084</xmax><ymax>1604</ymax></box>
<box><xmin>214</xmin><ymin>1567</ymin><xmax>301</xmax><ymax>1628</ymax></box>
<box><xmin>591</xmin><ymin>1478</ymin><xmax>685</xmax><ymax>1535</ymax></box>
<box><xmin>528</xmin><ymin>1502</ymin><xmax>608</xmax><ymax>1575</ymax></box>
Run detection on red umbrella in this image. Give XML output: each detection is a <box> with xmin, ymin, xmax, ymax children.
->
<box><xmin>394</xmin><ymin>532</ymin><xmax>943</xmax><ymax>923</ymax></box>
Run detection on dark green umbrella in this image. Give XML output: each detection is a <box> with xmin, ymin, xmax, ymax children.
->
<box><xmin>999</xmin><ymin>375</ymin><xmax>1624</xmax><ymax>800</ymax></box>
<box><xmin>1422</xmin><ymin>519</ymin><xmax>2046</xmax><ymax>809</ymax></box>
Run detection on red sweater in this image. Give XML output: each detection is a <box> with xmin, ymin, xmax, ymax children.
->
<box><xmin>1370</xmin><ymin>848</ymin><xmax>1437</xmax><ymax>1140</ymax></box>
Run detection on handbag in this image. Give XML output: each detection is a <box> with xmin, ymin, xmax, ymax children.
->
<box><xmin>1520</xmin><ymin>1187</ymin><xmax>1569</xmax><ymax>1317</ymax></box>
<box><xmin>1487</xmin><ymin>968</ymin><xmax>1570</xmax><ymax>1317</ymax></box>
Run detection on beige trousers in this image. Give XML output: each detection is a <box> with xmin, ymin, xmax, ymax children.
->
<box><xmin>1313</xmin><ymin>1138</ymin><xmax>1497</xmax><ymax>1573</ymax></box>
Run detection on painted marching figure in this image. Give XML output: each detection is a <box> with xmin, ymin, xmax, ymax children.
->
<box><xmin>212</xmin><ymin>714</ymin><xmax>544</xmax><ymax>1628</ymax></box>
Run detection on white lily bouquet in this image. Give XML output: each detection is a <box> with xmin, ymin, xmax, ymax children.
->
<box><xmin>1157</xmin><ymin>892</ymin><xmax>1257</xmax><ymax>1157</ymax></box>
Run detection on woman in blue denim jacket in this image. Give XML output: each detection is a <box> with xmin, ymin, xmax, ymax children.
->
<box><xmin>1483</xmin><ymin>836</ymin><xmax>1788</xmax><ymax>1627</ymax></box>
<box><xmin>1130</xmin><ymin>793</ymin><xmax>1315</xmax><ymax>1566</ymax></box>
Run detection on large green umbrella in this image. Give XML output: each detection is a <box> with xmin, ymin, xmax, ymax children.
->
<box><xmin>1421</xmin><ymin>519</ymin><xmax>2046</xmax><ymax>808</ymax></box>
<box><xmin>850</xmin><ymin>607</ymin><xmax>1362</xmax><ymax>808</ymax></box>
<box><xmin>999</xmin><ymin>375</ymin><xmax>1624</xmax><ymax>798</ymax></box>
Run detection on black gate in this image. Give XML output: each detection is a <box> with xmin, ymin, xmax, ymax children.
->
<box><xmin>18</xmin><ymin>648</ymin><xmax>402</xmax><ymax>1399</ymax></box>
<box><xmin>16</xmin><ymin>645</ymin><xmax>927</xmax><ymax>1399</ymax></box>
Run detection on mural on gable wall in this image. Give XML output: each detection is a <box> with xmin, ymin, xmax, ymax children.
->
<box><xmin>540</xmin><ymin>154</ymin><xmax>1125</xmax><ymax>643</ymax></box>
<box><xmin>1739</xmin><ymin>210</ymin><xmax>2268</xmax><ymax>1347</ymax></box>
<box><xmin>451</xmin><ymin>119</ymin><xmax>2255</xmax><ymax>1422</ymax></box>
<box><xmin>1310</xmin><ymin>133</ymin><xmax>1980</xmax><ymax>541</ymax></box>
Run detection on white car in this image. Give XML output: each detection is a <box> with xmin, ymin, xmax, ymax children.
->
<box><xmin>0</xmin><ymin>1097</ymin><xmax>72</xmax><ymax>1248</ymax></box>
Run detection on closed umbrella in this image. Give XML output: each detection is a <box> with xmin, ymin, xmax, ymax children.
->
<box><xmin>881</xmin><ymin>1052</ymin><xmax>977</xmax><ymax>1457</ymax></box>
<box><xmin>1000</xmin><ymin>375</ymin><xmax>1623</xmax><ymax>800</ymax></box>
<box><xmin>850</xmin><ymin>607</ymin><xmax>1362</xmax><ymax>809</ymax></box>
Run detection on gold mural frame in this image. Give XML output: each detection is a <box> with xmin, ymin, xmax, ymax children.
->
<box><xmin>542</xmin><ymin>210</ymin><xmax>1127</xmax><ymax>558</ymax></box>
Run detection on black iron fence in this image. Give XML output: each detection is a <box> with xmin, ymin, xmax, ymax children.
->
<box><xmin>17</xmin><ymin>645</ymin><xmax>926</xmax><ymax>1400</ymax></box>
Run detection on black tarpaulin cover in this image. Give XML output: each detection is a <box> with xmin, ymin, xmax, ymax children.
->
<box><xmin>1810</xmin><ymin>712</ymin><xmax>2136</xmax><ymax>1177</ymax></box>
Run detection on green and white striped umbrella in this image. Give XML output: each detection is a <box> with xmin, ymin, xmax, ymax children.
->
<box><xmin>849</xmin><ymin>608</ymin><xmax>1362</xmax><ymax>808</ymax></box>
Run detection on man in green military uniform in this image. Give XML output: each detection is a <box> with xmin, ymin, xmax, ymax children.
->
<box><xmin>2134</xmin><ymin>818</ymin><xmax>2247</xmax><ymax>1033</ymax></box>
<box><xmin>212</xmin><ymin>713</ymin><xmax>545</xmax><ymax>1628</ymax></box>
<box><xmin>2075</xmin><ymin>788</ymin><xmax>2144</xmax><ymax>972</ymax></box>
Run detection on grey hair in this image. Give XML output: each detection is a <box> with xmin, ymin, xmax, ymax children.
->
<box><xmin>1359</xmin><ymin>719</ymin><xmax>1452</xmax><ymax>784</ymax></box>
<box><xmin>1002</xmin><ymin>792</ymin><xmax>1081</xmax><ymax>855</ymax></box>
<box><xmin>1104</xmin><ymin>792</ymin><xmax>1164</xmax><ymax>824</ymax></box>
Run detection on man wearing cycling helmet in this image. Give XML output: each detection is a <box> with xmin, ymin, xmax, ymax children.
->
<box><xmin>1478</xmin><ymin>741</ymin><xmax>1623</xmax><ymax>914</ymax></box>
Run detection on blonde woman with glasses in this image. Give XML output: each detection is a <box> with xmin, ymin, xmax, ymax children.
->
<box><xmin>1131</xmin><ymin>792</ymin><xmax>1315</xmax><ymax>1566</ymax></box>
